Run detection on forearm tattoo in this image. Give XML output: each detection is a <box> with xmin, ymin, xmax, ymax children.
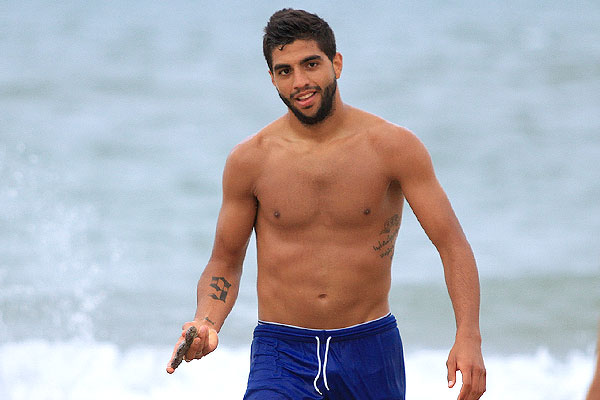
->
<box><xmin>373</xmin><ymin>214</ymin><xmax>400</xmax><ymax>259</ymax></box>
<box><xmin>208</xmin><ymin>276</ymin><xmax>231</xmax><ymax>302</ymax></box>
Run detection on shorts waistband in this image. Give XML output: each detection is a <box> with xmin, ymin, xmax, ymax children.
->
<box><xmin>254</xmin><ymin>313</ymin><xmax>397</xmax><ymax>342</ymax></box>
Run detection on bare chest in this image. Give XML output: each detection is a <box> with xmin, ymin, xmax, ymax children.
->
<box><xmin>254</xmin><ymin>143</ymin><xmax>399</xmax><ymax>228</ymax></box>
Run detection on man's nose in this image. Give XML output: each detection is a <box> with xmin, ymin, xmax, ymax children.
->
<box><xmin>293</xmin><ymin>69</ymin><xmax>310</xmax><ymax>90</ymax></box>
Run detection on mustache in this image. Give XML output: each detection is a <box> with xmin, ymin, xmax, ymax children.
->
<box><xmin>290</xmin><ymin>85</ymin><xmax>321</xmax><ymax>99</ymax></box>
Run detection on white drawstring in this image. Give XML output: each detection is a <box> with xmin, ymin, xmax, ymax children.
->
<box><xmin>313</xmin><ymin>336</ymin><xmax>332</xmax><ymax>395</ymax></box>
<box><xmin>323</xmin><ymin>336</ymin><xmax>332</xmax><ymax>391</ymax></box>
<box><xmin>313</xmin><ymin>337</ymin><xmax>323</xmax><ymax>395</ymax></box>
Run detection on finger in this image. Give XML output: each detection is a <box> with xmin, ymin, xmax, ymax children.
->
<box><xmin>186</xmin><ymin>325</ymin><xmax>206</xmax><ymax>361</ymax></box>
<box><xmin>457</xmin><ymin>368</ymin><xmax>472</xmax><ymax>400</ymax></box>
<box><xmin>187</xmin><ymin>337</ymin><xmax>203</xmax><ymax>361</ymax></box>
<box><xmin>473</xmin><ymin>366</ymin><xmax>486</xmax><ymax>398</ymax></box>
<box><xmin>447</xmin><ymin>356</ymin><xmax>457</xmax><ymax>388</ymax></box>
<box><xmin>166</xmin><ymin>363</ymin><xmax>175</xmax><ymax>374</ymax></box>
<box><xmin>462</xmin><ymin>363</ymin><xmax>485</xmax><ymax>399</ymax></box>
<box><xmin>202</xmin><ymin>327</ymin><xmax>219</xmax><ymax>356</ymax></box>
<box><xmin>166</xmin><ymin>335</ymin><xmax>186</xmax><ymax>374</ymax></box>
<box><xmin>480</xmin><ymin>367</ymin><xmax>487</xmax><ymax>397</ymax></box>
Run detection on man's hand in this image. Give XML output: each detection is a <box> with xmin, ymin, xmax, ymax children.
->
<box><xmin>166</xmin><ymin>322</ymin><xmax>219</xmax><ymax>374</ymax></box>
<box><xmin>446</xmin><ymin>335</ymin><xmax>486</xmax><ymax>399</ymax></box>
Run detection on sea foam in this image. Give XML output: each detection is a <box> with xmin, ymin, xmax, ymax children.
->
<box><xmin>0</xmin><ymin>340</ymin><xmax>593</xmax><ymax>400</ymax></box>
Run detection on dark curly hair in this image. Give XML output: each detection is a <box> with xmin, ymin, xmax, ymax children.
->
<box><xmin>263</xmin><ymin>8</ymin><xmax>336</xmax><ymax>71</ymax></box>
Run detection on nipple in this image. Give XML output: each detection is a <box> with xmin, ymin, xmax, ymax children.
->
<box><xmin>274</xmin><ymin>211</ymin><xmax>280</xmax><ymax>218</ymax></box>
<box><xmin>363</xmin><ymin>208</ymin><xmax>371</xmax><ymax>215</ymax></box>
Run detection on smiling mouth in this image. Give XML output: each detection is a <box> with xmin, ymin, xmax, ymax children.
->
<box><xmin>293</xmin><ymin>91</ymin><xmax>318</xmax><ymax>107</ymax></box>
<box><xmin>296</xmin><ymin>92</ymin><xmax>315</xmax><ymax>100</ymax></box>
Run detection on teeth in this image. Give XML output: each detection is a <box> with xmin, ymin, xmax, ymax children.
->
<box><xmin>298</xmin><ymin>93</ymin><xmax>313</xmax><ymax>100</ymax></box>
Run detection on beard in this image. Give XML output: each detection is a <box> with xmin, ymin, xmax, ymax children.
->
<box><xmin>278</xmin><ymin>78</ymin><xmax>337</xmax><ymax>126</ymax></box>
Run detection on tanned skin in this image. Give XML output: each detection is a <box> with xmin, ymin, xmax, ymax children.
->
<box><xmin>167</xmin><ymin>39</ymin><xmax>486</xmax><ymax>399</ymax></box>
<box><xmin>587</xmin><ymin>324</ymin><xmax>600</xmax><ymax>400</ymax></box>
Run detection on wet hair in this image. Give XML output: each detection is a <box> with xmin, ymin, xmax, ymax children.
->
<box><xmin>263</xmin><ymin>8</ymin><xmax>336</xmax><ymax>71</ymax></box>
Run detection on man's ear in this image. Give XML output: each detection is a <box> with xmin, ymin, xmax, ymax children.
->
<box><xmin>333</xmin><ymin>52</ymin><xmax>343</xmax><ymax>79</ymax></box>
<box><xmin>269</xmin><ymin>69</ymin><xmax>275</xmax><ymax>86</ymax></box>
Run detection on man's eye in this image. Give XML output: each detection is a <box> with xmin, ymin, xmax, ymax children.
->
<box><xmin>308</xmin><ymin>62</ymin><xmax>318</xmax><ymax>68</ymax></box>
<box><xmin>279</xmin><ymin>69</ymin><xmax>290</xmax><ymax>76</ymax></box>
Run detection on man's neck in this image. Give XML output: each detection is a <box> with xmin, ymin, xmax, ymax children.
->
<box><xmin>286</xmin><ymin>98</ymin><xmax>348</xmax><ymax>143</ymax></box>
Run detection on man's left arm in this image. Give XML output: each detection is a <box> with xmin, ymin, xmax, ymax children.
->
<box><xmin>587</xmin><ymin>323</ymin><xmax>600</xmax><ymax>400</ymax></box>
<box><xmin>391</xmin><ymin>128</ymin><xmax>486</xmax><ymax>400</ymax></box>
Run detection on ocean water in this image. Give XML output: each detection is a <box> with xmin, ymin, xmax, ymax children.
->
<box><xmin>1</xmin><ymin>1</ymin><xmax>599</xmax><ymax>399</ymax></box>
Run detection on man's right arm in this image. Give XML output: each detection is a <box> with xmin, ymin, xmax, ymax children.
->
<box><xmin>166</xmin><ymin>142</ymin><xmax>259</xmax><ymax>373</ymax></box>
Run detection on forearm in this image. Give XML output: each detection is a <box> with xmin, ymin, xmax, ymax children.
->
<box><xmin>193</xmin><ymin>260</ymin><xmax>242</xmax><ymax>332</ymax></box>
<box><xmin>439</xmin><ymin>240</ymin><xmax>486</xmax><ymax>397</ymax></box>
<box><xmin>587</xmin><ymin>328</ymin><xmax>600</xmax><ymax>400</ymax></box>
<box><xmin>588</xmin><ymin>373</ymin><xmax>600</xmax><ymax>400</ymax></box>
<box><xmin>439</xmin><ymin>240</ymin><xmax>482</xmax><ymax>339</ymax></box>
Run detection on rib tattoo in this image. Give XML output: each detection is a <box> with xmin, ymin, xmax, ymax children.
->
<box><xmin>373</xmin><ymin>214</ymin><xmax>400</xmax><ymax>259</ymax></box>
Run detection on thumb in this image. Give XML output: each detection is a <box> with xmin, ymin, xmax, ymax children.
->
<box><xmin>203</xmin><ymin>327</ymin><xmax>219</xmax><ymax>356</ymax></box>
<box><xmin>447</xmin><ymin>355</ymin><xmax>457</xmax><ymax>388</ymax></box>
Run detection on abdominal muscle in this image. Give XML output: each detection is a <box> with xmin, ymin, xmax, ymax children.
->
<box><xmin>254</xmin><ymin>226</ymin><xmax>393</xmax><ymax>329</ymax></box>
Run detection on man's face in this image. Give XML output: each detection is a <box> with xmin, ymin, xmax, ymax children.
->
<box><xmin>269</xmin><ymin>40</ymin><xmax>342</xmax><ymax>125</ymax></box>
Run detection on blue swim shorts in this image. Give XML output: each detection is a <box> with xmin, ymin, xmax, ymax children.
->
<box><xmin>243</xmin><ymin>313</ymin><xmax>405</xmax><ymax>399</ymax></box>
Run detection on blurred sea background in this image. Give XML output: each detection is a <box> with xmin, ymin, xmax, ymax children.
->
<box><xmin>1</xmin><ymin>1</ymin><xmax>599</xmax><ymax>399</ymax></box>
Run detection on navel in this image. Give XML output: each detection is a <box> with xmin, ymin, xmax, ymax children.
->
<box><xmin>363</xmin><ymin>208</ymin><xmax>371</xmax><ymax>215</ymax></box>
<box><xmin>274</xmin><ymin>210</ymin><xmax>280</xmax><ymax>218</ymax></box>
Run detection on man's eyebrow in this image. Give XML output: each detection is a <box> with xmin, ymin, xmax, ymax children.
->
<box><xmin>272</xmin><ymin>55</ymin><xmax>323</xmax><ymax>72</ymax></box>
<box><xmin>301</xmin><ymin>55</ymin><xmax>322</xmax><ymax>64</ymax></box>
<box><xmin>273</xmin><ymin>63</ymin><xmax>291</xmax><ymax>72</ymax></box>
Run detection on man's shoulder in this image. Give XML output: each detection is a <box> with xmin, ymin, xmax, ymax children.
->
<box><xmin>349</xmin><ymin>107</ymin><xmax>419</xmax><ymax>149</ymax></box>
<box><xmin>226</xmin><ymin>118</ymin><xmax>285</xmax><ymax>168</ymax></box>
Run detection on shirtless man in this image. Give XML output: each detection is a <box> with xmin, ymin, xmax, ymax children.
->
<box><xmin>167</xmin><ymin>8</ymin><xmax>486</xmax><ymax>400</ymax></box>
